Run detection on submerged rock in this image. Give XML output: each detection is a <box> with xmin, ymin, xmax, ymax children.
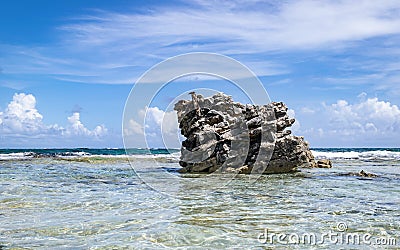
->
<box><xmin>338</xmin><ymin>170</ymin><xmax>378</xmax><ymax>178</ymax></box>
<box><xmin>359</xmin><ymin>170</ymin><xmax>378</xmax><ymax>178</ymax></box>
<box><xmin>316</xmin><ymin>159</ymin><xmax>333</xmax><ymax>168</ymax></box>
<box><xmin>174</xmin><ymin>92</ymin><xmax>318</xmax><ymax>174</ymax></box>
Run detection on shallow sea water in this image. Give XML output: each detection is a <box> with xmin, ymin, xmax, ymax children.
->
<box><xmin>0</xmin><ymin>155</ymin><xmax>399</xmax><ymax>249</ymax></box>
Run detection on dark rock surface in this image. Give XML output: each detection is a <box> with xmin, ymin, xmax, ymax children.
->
<box><xmin>359</xmin><ymin>170</ymin><xmax>378</xmax><ymax>178</ymax></box>
<box><xmin>174</xmin><ymin>92</ymin><xmax>319</xmax><ymax>174</ymax></box>
<box><xmin>338</xmin><ymin>170</ymin><xmax>378</xmax><ymax>178</ymax></box>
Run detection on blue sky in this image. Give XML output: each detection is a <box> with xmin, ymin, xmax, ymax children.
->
<box><xmin>1</xmin><ymin>0</ymin><xmax>400</xmax><ymax>148</ymax></box>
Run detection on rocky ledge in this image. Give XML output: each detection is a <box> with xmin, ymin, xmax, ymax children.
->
<box><xmin>174</xmin><ymin>92</ymin><xmax>329</xmax><ymax>174</ymax></box>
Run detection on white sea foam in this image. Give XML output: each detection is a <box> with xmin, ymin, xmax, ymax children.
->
<box><xmin>1</xmin><ymin>150</ymin><xmax>398</xmax><ymax>162</ymax></box>
<box><xmin>0</xmin><ymin>152</ymin><xmax>36</xmax><ymax>160</ymax></box>
<box><xmin>0</xmin><ymin>151</ymin><xmax>182</xmax><ymax>161</ymax></box>
<box><xmin>123</xmin><ymin>152</ymin><xmax>181</xmax><ymax>161</ymax></box>
<box><xmin>312</xmin><ymin>150</ymin><xmax>400</xmax><ymax>160</ymax></box>
<box><xmin>59</xmin><ymin>152</ymin><xmax>91</xmax><ymax>157</ymax></box>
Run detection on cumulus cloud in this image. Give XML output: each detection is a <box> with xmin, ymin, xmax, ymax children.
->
<box><xmin>0</xmin><ymin>93</ymin><xmax>46</xmax><ymax>133</ymax></box>
<box><xmin>298</xmin><ymin>94</ymin><xmax>400</xmax><ymax>146</ymax></box>
<box><xmin>66</xmin><ymin>112</ymin><xmax>107</xmax><ymax>137</ymax></box>
<box><xmin>287</xmin><ymin>109</ymin><xmax>300</xmax><ymax>133</ymax></box>
<box><xmin>145</xmin><ymin>107</ymin><xmax>179</xmax><ymax>136</ymax></box>
<box><xmin>124</xmin><ymin>106</ymin><xmax>181</xmax><ymax>148</ymax></box>
<box><xmin>124</xmin><ymin>118</ymin><xmax>143</xmax><ymax>136</ymax></box>
<box><xmin>326</xmin><ymin>97</ymin><xmax>400</xmax><ymax>135</ymax></box>
<box><xmin>0</xmin><ymin>93</ymin><xmax>107</xmax><ymax>141</ymax></box>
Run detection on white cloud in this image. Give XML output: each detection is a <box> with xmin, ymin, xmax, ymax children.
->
<box><xmin>300</xmin><ymin>107</ymin><xmax>315</xmax><ymax>114</ymax></box>
<box><xmin>124</xmin><ymin>119</ymin><xmax>143</xmax><ymax>136</ymax></box>
<box><xmin>298</xmin><ymin>94</ymin><xmax>400</xmax><ymax>146</ymax></box>
<box><xmin>124</xmin><ymin>106</ymin><xmax>181</xmax><ymax>148</ymax></box>
<box><xmin>62</xmin><ymin>1</ymin><xmax>400</xmax><ymax>52</ymax></box>
<box><xmin>0</xmin><ymin>93</ymin><xmax>45</xmax><ymax>133</ymax></box>
<box><xmin>326</xmin><ymin>97</ymin><xmax>400</xmax><ymax>134</ymax></box>
<box><xmin>144</xmin><ymin>107</ymin><xmax>172</xmax><ymax>132</ymax></box>
<box><xmin>66</xmin><ymin>112</ymin><xmax>107</xmax><ymax>137</ymax></box>
<box><xmin>3</xmin><ymin>0</ymin><xmax>399</xmax><ymax>86</ymax></box>
<box><xmin>0</xmin><ymin>93</ymin><xmax>108</xmax><ymax>141</ymax></box>
<box><xmin>287</xmin><ymin>108</ymin><xmax>300</xmax><ymax>133</ymax></box>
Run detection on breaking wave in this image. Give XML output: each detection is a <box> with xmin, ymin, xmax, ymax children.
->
<box><xmin>1</xmin><ymin>148</ymin><xmax>399</xmax><ymax>162</ymax></box>
<box><xmin>0</xmin><ymin>148</ymin><xmax>181</xmax><ymax>163</ymax></box>
<box><xmin>312</xmin><ymin>148</ymin><xmax>400</xmax><ymax>161</ymax></box>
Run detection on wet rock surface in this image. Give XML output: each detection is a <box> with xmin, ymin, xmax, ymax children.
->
<box><xmin>174</xmin><ymin>92</ymin><xmax>319</xmax><ymax>174</ymax></box>
<box><xmin>316</xmin><ymin>159</ymin><xmax>333</xmax><ymax>168</ymax></box>
<box><xmin>338</xmin><ymin>170</ymin><xmax>378</xmax><ymax>178</ymax></box>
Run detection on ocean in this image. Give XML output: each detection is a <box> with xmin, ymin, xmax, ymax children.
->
<box><xmin>0</xmin><ymin>148</ymin><xmax>399</xmax><ymax>249</ymax></box>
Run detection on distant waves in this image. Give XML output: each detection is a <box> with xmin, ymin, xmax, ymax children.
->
<box><xmin>312</xmin><ymin>148</ymin><xmax>400</xmax><ymax>161</ymax></box>
<box><xmin>1</xmin><ymin>148</ymin><xmax>399</xmax><ymax>162</ymax></box>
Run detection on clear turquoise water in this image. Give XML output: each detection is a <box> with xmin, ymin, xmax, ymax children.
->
<box><xmin>0</xmin><ymin>149</ymin><xmax>399</xmax><ymax>249</ymax></box>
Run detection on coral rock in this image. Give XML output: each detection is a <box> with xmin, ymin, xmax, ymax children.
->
<box><xmin>174</xmin><ymin>92</ymin><xmax>319</xmax><ymax>174</ymax></box>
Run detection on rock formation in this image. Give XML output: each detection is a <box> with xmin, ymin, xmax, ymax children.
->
<box><xmin>174</xmin><ymin>92</ymin><xmax>318</xmax><ymax>174</ymax></box>
<box><xmin>359</xmin><ymin>170</ymin><xmax>378</xmax><ymax>178</ymax></box>
<box><xmin>338</xmin><ymin>170</ymin><xmax>378</xmax><ymax>178</ymax></box>
<box><xmin>316</xmin><ymin>159</ymin><xmax>333</xmax><ymax>168</ymax></box>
